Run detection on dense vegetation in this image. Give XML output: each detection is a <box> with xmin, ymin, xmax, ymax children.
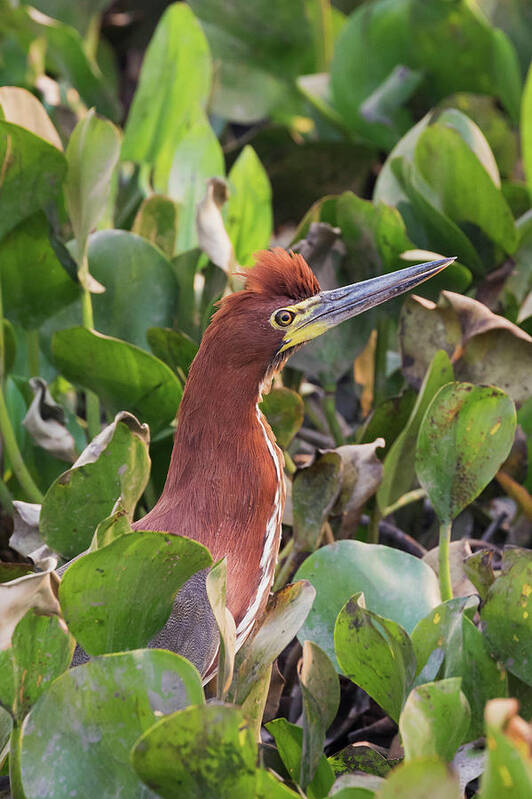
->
<box><xmin>1</xmin><ymin>0</ymin><xmax>532</xmax><ymax>796</ymax></box>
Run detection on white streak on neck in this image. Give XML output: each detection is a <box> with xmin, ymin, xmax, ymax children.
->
<box><xmin>236</xmin><ymin>406</ymin><xmax>283</xmax><ymax>647</ymax></box>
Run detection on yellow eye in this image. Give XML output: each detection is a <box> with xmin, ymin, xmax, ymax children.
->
<box><xmin>274</xmin><ymin>309</ymin><xmax>295</xmax><ymax>327</ymax></box>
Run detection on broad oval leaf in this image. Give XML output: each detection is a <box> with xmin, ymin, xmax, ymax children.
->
<box><xmin>132</xmin><ymin>194</ymin><xmax>178</xmax><ymax>257</ymax></box>
<box><xmin>334</xmin><ymin>593</ymin><xmax>416</xmax><ymax>723</ymax></box>
<box><xmin>0</xmin><ymin>120</ymin><xmax>66</xmax><ymax>240</ymax></box>
<box><xmin>226</xmin><ymin>145</ymin><xmax>272</xmax><ymax>266</ymax></box>
<box><xmin>416</xmin><ymin>383</ymin><xmax>516</xmax><ymax>524</ymax></box>
<box><xmin>399</xmin><ymin>678</ymin><xmax>470</xmax><ymax>763</ymax></box>
<box><xmin>259</xmin><ymin>387</ymin><xmax>304</xmax><ymax>450</ymax></box>
<box><xmin>132</xmin><ymin>704</ymin><xmax>257</xmax><ymax>799</ymax></box>
<box><xmin>375</xmin><ymin>757</ymin><xmax>461</xmax><ymax>799</ymax></box>
<box><xmin>59</xmin><ymin>531</ymin><xmax>212</xmax><ymax>655</ymax></box>
<box><xmin>0</xmin><ymin>610</ymin><xmax>74</xmax><ymax>722</ymax></box>
<box><xmin>52</xmin><ymin>327</ymin><xmax>183</xmax><ymax>434</ymax></box>
<box><xmin>40</xmin><ymin>414</ymin><xmax>151</xmax><ymax>558</ymax></box>
<box><xmin>295</xmin><ymin>540</ymin><xmax>441</xmax><ymax>669</ymax></box>
<box><xmin>481</xmin><ymin>548</ymin><xmax>532</xmax><ymax>686</ymax></box>
<box><xmin>20</xmin><ymin>650</ymin><xmax>204</xmax><ymax>799</ymax></box>
<box><xmin>292</xmin><ymin>451</ymin><xmax>342</xmax><ymax>553</ymax></box>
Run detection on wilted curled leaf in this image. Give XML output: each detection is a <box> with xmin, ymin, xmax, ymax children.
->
<box><xmin>23</xmin><ymin>377</ymin><xmax>77</xmax><ymax>462</ymax></box>
<box><xmin>196</xmin><ymin>177</ymin><xmax>235</xmax><ymax>272</ymax></box>
<box><xmin>292</xmin><ymin>451</ymin><xmax>343</xmax><ymax>553</ymax></box>
<box><xmin>9</xmin><ymin>501</ymin><xmax>52</xmax><ymax>562</ymax></box>
<box><xmin>332</xmin><ymin>439</ymin><xmax>385</xmax><ymax>536</ymax></box>
<box><xmin>0</xmin><ymin>557</ymin><xmax>61</xmax><ymax>650</ymax></box>
<box><xmin>400</xmin><ymin>291</ymin><xmax>532</xmax><ymax>405</ymax></box>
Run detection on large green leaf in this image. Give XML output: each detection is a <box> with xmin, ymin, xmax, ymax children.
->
<box><xmin>88</xmin><ymin>231</ymin><xmax>180</xmax><ymax>347</ymax></box>
<box><xmin>64</xmin><ymin>109</ymin><xmax>121</xmax><ymax>265</ymax></box>
<box><xmin>0</xmin><ymin>120</ymin><xmax>66</xmax><ymax>241</ymax></box>
<box><xmin>335</xmin><ymin>593</ymin><xmax>416</xmax><ymax>722</ymax></box>
<box><xmin>188</xmin><ymin>0</ymin><xmax>314</xmax><ymax>81</ymax></box>
<box><xmin>411</xmin><ymin>596</ymin><xmax>478</xmax><ymax>682</ymax></box>
<box><xmin>292</xmin><ymin>451</ymin><xmax>342</xmax><ymax>553</ymax></box>
<box><xmin>377</xmin><ymin>349</ymin><xmax>453</xmax><ymax>513</ymax></box>
<box><xmin>40</xmin><ymin>414</ymin><xmax>150</xmax><ymax>558</ymax></box>
<box><xmin>52</xmin><ymin>327</ymin><xmax>183</xmax><ymax>434</ymax></box>
<box><xmin>0</xmin><ymin>609</ymin><xmax>74</xmax><ymax>722</ymax></box>
<box><xmin>481</xmin><ymin>548</ymin><xmax>532</xmax><ymax>686</ymax></box>
<box><xmin>375</xmin><ymin>758</ymin><xmax>461</xmax><ymax>799</ymax></box>
<box><xmin>122</xmin><ymin>3</ymin><xmax>211</xmax><ymax>174</ymax></box>
<box><xmin>0</xmin><ymin>212</ymin><xmax>78</xmax><ymax>329</ymax></box>
<box><xmin>295</xmin><ymin>540</ymin><xmax>440</xmax><ymax>668</ymax></box>
<box><xmin>226</xmin><ymin>145</ymin><xmax>272</xmax><ymax>266</ymax></box>
<box><xmin>132</xmin><ymin>704</ymin><xmax>257</xmax><ymax>799</ymax></box>
<box><xmin>266</xmin><ymin>718</ymin><xmax>335</xmax><ymax>799</ymax></box>
<box><xmin>399</xmin><ymin>678</ymin><xmax>470</xmax><ymax>762</ymax></box>
<box><xmin>330</xmin><ymin>0</ymin><xmax>520</xmax><ymax>147</ymax></box>
<box><xmin>59</xmin><ymin>531</ymin><xmax>212</xmax><ymax>655</ymax></box>
<box><xmin>132</xmin><ymin>195</ymin><xmax>179</xmax><ymax>258</ymax></box>
<box><xmin>523</xmin><ymin>62</ymin><xmax>532</xmax><ymax>199</ymax></box>
<box><xmin>20</xmin><ymin>650</ymin><xmax>204</xmax><ymax>799</ymax></box>
<box><xmin>416</xmin><ymin>383</ymin><xmax>516</xmax><ymax>524</ymax></box>
<box><xmin>147</xmin><ymin>326</ymin><xmax>198</xmax><ymax>379</ymax></box>
<box><xmin>414</xmin><ymin>124</ymin><xmax>517</xmax><ymax>254</ymax></box>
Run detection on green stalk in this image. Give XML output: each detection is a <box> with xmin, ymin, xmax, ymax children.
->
<box><xmin>27</xmin><ymin>329</ymin><xmax>40</xmax><ymax>377</ymax></box>
<box><xmin>322</xmin><ymin>385</ymin><xmax>344</xmax><ymax>446</ymax></box>
<box><xmin>81</xmin><ymin>279</ymin><xmax>100</xmax><ymax>442</ymax></box>
<box><xmin>0</xmin><ymin>475</ymin><xmax>13</xmax><ymax>513</ymax></box>
<box><xmin>439</xmin><ymin>520</ymin><xmax>453</xmax><ymax>601</ymax></box>
<box><xmin>9</xmin><ymin>723</ymin><xmax>25</xmax><ymax>799</ymax></box>
<box><xmin>314</xmin><ymin>0</ymin><xmax>332</xmax><ymax>71</ymax></box>
<box><xmin>373</xmin><ymin>317</ymin><xmax>389</xmax><ymax>408</ymax></box>
<box><xmin>381</xmin><ymin>488</ymin><xmax>426</xmax><ymax>518</ymax></box>
<box><xmin>367</xmin><ymin>506</ymin><xmax>381</xmax><ymax>544</ymax></box>
<box><xmin>0</xmin><ymin>281</ymin><xmax>43</xmax><ymax>503</ymax></box>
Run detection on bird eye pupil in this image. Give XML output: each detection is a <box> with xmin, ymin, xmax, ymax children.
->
<box><xmin>275</xmin><ymin>310</ymin><xmax>294</xmax><ymax>327</ymax></box>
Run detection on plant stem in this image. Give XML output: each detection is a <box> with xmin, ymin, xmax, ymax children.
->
<box><xmin>368</xmin><ymin>506</ymin><xmax>381</xmax><ymax>544</ymax></box>
<box><xmin>373</xmin><ymin>317</ymin><xmax>389</xmax><ymax>408</ymax></box>
<box><xmin>381</xmin><ymin>488</ymin><xmax>426</xmax><ymax>518</ymax></box>
<box><xmin>0</xmin><ymin>280</ymin><xmax>43</xmax><ymax>504</ymax></box>
<box><xmin>284</xmin><ymin>451</ymin><xmax>296</xmax><ymax>475</ymax></box>
<box><xmin>273</xmin><ymin>548</ymin><xmax>297</xmax><ymax>591</ymax></box>
<box><xmin>81</xmin><ymin>282</ymin><xmax>100</xmax><ymax>441</ymax></box>
<box><xmin>314</xmin><ymin>0</ymin><xmax>332</xmax><ymax>70</ymax></box>
<box><xmin>0</xmin><ymin>476</ymin><xmax>13</xmax><ymax>514</ymax></box>
<box><xmin>322</xmin><ymin>386</ymin><xmax>344</xmax><ymax>446</ymax></box>
<box><xmin>9</xmin><ymin>723</ymin><xmax>26</xmax><ymax>799</ymax></box>
<box><xmin>0</xmin><ymin>389</ymin><xmax>43</xmax><ymax>503</ymax></box>
<box><xmin>439</xmin><ymin>520</ymin><xmax>453</xmax><ymax>601</ymax></box>
<box><xmin>27</xmin><ymin>329</ymin><xmax>40</xmax><ymax>377</ymax></box>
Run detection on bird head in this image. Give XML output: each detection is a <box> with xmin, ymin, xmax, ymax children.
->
<box><xmin>207</xmin><ymin>248</ymin><xmax>454</xmax><ymax>381</ymax></box>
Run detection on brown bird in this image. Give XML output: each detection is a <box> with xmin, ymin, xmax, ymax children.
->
<box><xmin>134</xmin><ymin>248</ymin><xmax>453</xmax><ymax>679</ymax></box>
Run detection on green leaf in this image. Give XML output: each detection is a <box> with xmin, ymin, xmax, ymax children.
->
<box><xmin>188</xmin><ymin>0</ymin><xmax>314</xmax><ymax>81</ymax></box>
<box><xmin>3</xmin><ymin>319</ymin><xmax>16</xmax><ymax>375</ymax></box>
<box><xmin>59</xmin><ymin>531</ymin><xmax>212</xmax><ymax>655</ymax></box>
<box><xmin>0</xmin><ymin>120</ymin><xmax>66</xmax><ymax>241</ymax></box>
<box><xmin>416</xmin><ymin>383</ymin><xmax>516</xmax><ymax>524</ymax></box>
<box><xmin>40</xmin><ymin>413</ymin><xmax>150</xmax><ymax>558</ymax></box>
<box><xmin>399</xmin><ymin>678</ymin><xmax>470</xmax><ymax>762</ymax></box>
<box><xmin>481</xmin><ymin>699</ymin><xmax>532</xmax><ymax>798</ymax></box>
<box><xmin>65</xmin><ymin>109</ymin><xmax>121</xmax><ymax>264</ymax></box>
<box><xmin>328</xmin><ymin>744</ymin><xmax>395</xmax><ymax>779</ymax></box>
<box><xmin>0</xmin><ymin>609</ymin><xmax>74</xmax><ymax>722</ymax></box>
<box><xmin>52</xmin><ymin>327</ymin><xmax>183</xmax><ymax>434</ymax></box>
<box><xmin>374</xmin><ymin>757</ymin><xmax>461</xmax><ymax>799</ymax></box>
<box><xmin>523</xmin><ymin>61</ymin><xmax>532</xmax><ymax>199</ymax></box>
<box><xmin>481</xmin><ymin>548</ymin><xmax>532</xmax><ymax>686</ymax></box>
<box><xmin>292</xmin><ymin>451</ymin><xmax>342</xmax><ymax>553</ymax></box>
<box><xmin>122</xmin><ymin>3</ymin><xmax>211</xmax><ymax>171</ymax></box>
<box><xmin>166</xmin><ymin>109</ymin><xmax>224</xmax><ymax>252</ymax></box>
<box><xmin>266</xmin><ymin>718</ymin><xmax>335</xmax><ymax>799</ymax></box>
<box><xmin>335</xmin><ymin>593</ymin><xmax>416</xmax><ymax>722</ymax></box>
<box><xmin>377</xmin><ymin>349</ymin><xmax>453</xmax><ymax>512</ymax></box>
<box><xmin>0</xmin><ymin>212</ymin><xmax>78</xmax><ymax>330</ymax></box>
<box><xmin>414</xmin><ymin>124</ymin><xmax>517</xmax><ymax>254</ymax></box>
<box><xmin>356</xmin><ymin>389</ymin><xmax>416</xmax><ymax>455</ymax></box>
<box><xmin>299</xmin><ymin>641</ymin><xmax>340</xmax><ymax>789</ymax></box>
<box><xmin>444</xmin><ymin>615</ymin><xmax>508</xmax><ymax>740</ymax></box>
<box><xmin>132</xmin><ymin>195</ymin><xmax>178</xmax><ymax>258</ymax></box>
<box><xmin>147</xmin><ymin>327</ymin><xmax>198</xmax><ymax>378</ymax></box>
<box><xmin>411</xmin><ymin>597</ymin><xmax>478</xmax><ymax>682</ymax></box>
<box><xmin>87</xmin><ymin>231</ymin><xmax>180</xmax><ymax>347</ymax></box>
<box><xmin>295</xmin><ymin>539</ymin><xmax>440</xmax><ymax>668</ymax></box>
<box><xmin>132</xmin><ymin>704</ymin><xmax>257</xmax><ymax>799</ymax></box>
<box><xmin>20</xmin><ymin>650</ymin><xmax>204</xmax><ymax>798</ymax></box>
<box><xmin>226</xmin><ymin>145</ymin><xmax>272</xmax><ymax>266</ymax></box>
<box><xmin>259</xmin><ymin>387</ymin><xmax>304</xmax><ymax>449</ymax></box>
<box><xmin>227</xmin><ymin>581</ymin><xmax>316</xmax><ymax>705</ymax></box>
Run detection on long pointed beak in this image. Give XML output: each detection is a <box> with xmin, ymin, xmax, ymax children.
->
<box><xmin>279</xmin><ymin>257</ymin><xmax>455</xmax><ymax>351</ymax></box>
